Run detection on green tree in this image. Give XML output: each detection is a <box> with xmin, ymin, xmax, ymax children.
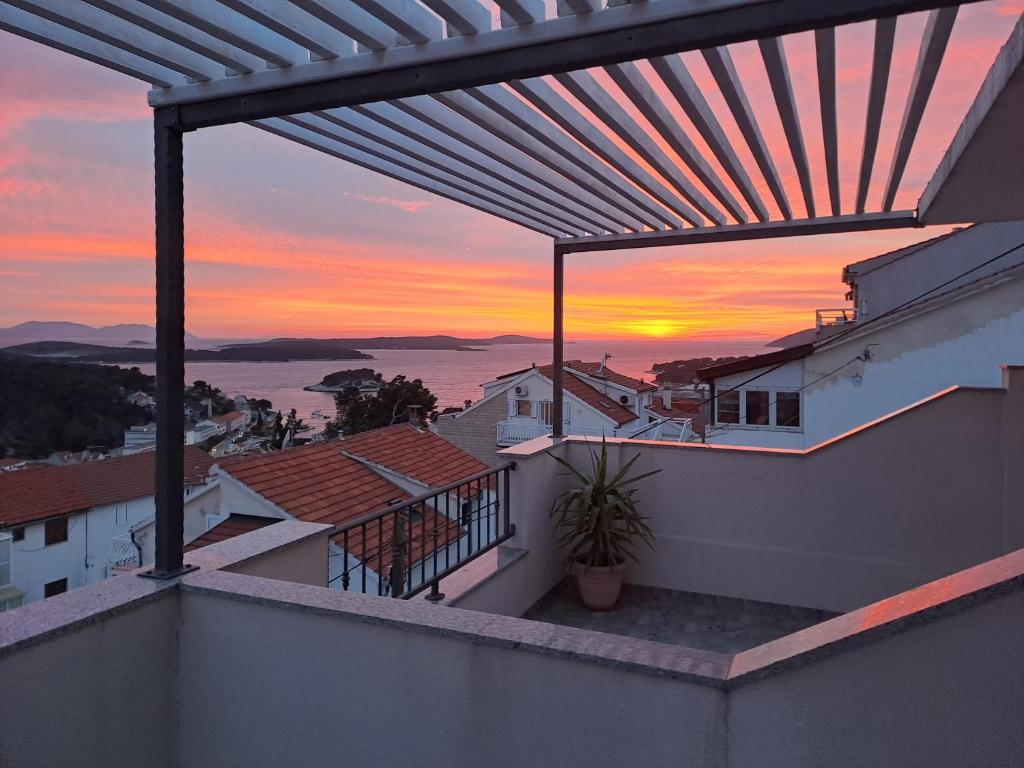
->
<box><xmin>331</xmin><ymin>375</ymin><xmax>437</xmax><ymax>436</ymax></box>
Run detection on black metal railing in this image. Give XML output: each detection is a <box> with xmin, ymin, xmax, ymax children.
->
<box><xmin>329</xmin><ymin>462</ymin><xmax>515</xmax><ymax>600</ymax></box>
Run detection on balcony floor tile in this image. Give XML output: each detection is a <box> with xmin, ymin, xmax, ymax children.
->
<box><xmin>522</xmin><ymin>580</ymin><xmax>837</xmax><ymax>654</ymax></box>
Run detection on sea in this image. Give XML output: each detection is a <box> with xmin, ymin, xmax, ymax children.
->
<box><xmin>133</xmin><ymin>338</ymin><xmax>767</xmax><ymax>423</ymax></box>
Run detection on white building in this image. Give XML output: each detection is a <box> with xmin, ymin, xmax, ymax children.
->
<box><xmin>700</xmin><ymin>222</ymin><xmax>1024</xmax><ymax>448</ymax></box>
<box><xmin>0</xmin><ymin>447</ymin><xmax>216</xmax><ymax>605</ymax></box>
<box><xmin>122</xmin><ymin>423</ymin><xmax>157</xmax><ymax>454</ymax></box>
<box><xmin>437</xmin><ymin>360</ymin><xmax>698</xmax><ymax>464</ymax></box>
<box><xmin>210</xmin><ymin>424</ymin><xmax>493</xmax><ymax>593</ymax></box>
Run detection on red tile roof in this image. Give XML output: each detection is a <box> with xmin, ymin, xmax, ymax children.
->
<box><xmin>218</xmin><ymin>443</ymin><xmax>410</xmax><ymax>527</ymax></box>
<box><xmin>564</xmin><ymin>361</ymin><xmax>658</xmax><ymax>392</ymax></box>
<box><xmin>696</xmin><ymin>344</ymin><xmax>815</xmax><ymax>381</ymax></box>
<box><xmin>646</xmin><ymin>400</ymin><xmax>707</xmax><ymax>436</ymax></box>
<box><xmin>339</xmin><ymin>423</ymin><xmax>490</xmax><ymax>486</ymax></box>
<box><xmin>217</xmin><ymin>436</ymin><xmax>468</xmax><ymax>574</ymax></box>
<box><xmin>0</xmin><ymin>447</ymin><xmax>215</xmax><ymax>528</ymax></box>
<box><xmin>210</xmin><ymin>410</ymin><xmax>244</xmax><ymax>426</ymax></box>
<box><xmin>184</xmin><ymin>514</ymin><xmax>280</xmax><ymax>552</ymax></box>
<box><xmin>535</xmin><ymin>365</ymin><xmax>638</xmax><ymax>426</ymax></box>
<box><xmin>497</xmin><ymin>360</ymin><xmax>657</xmax><ymax>393</ymax></box>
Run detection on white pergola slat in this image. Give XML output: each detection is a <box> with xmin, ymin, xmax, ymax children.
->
<box><xmin>555</xmin><ymin>68</ymin><xmax>733</xmax><ymax>225</ymax></box>
<box><xmin>759</xmin><ymin>35</ymin><xmax>816</xmax><ymax>218</ymax></box>
<box><xmin>508</xmin><ymin>76</ymin><xmax>704</xmax><ymax>227</ymax></box>
<box><xmin>645</xmin><ymin>55</ymin><xmax>769</xmax><ymax>222</ymax></box>
<box><xmin>856</xmin><ymin>16</ymin><xmax>898</xmax><ymax>213</ymax></box>
<box><xmin>882</xmin><ymin>7</ymin><xmax>958</xmax><ymax>211</ymax></box>
<box><xmin>815</xmin><ymin>27</ymin><xmax>841</xmax><ymax>216</ymax></box>
<box><xmin>307</xmin><ymin>109</ymin><xmax>600</xmax><ymax>234</ymax></box>
<box><xmin>0</xmin><ymin>0</ymin><xmax>1009</xmax><ymax>244</ymax></box>
<box><xmin>701</xmin><ymin>44</ymin><xmax>794</xmax><ymax>221</ymax></box>
<box><xmin>256</xmin><ymin>118</ymin><xmax>563</xmax><ymax>236</ymax></box>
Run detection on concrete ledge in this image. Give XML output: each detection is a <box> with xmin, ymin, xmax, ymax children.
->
<box><xmin>0</xmin><ymin>571</ymin><xmax>174</xmax><ymax>659</ymax></box>
<box><xmin>180</xmin><ymin>569</ymin><xmax>733</xmax><ymax>686</ymax></box>
<box><xmin>728</xmin><ymin>546</ymin><xmax>1024</xmax><ymax>686</ymax></box>
<box><xmin>440</xmin><ymin>545</ymin><xmax>528</xmax><ymax>607</ymax></box>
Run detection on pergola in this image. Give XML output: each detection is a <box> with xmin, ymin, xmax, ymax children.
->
<box><xmin>2</xmin><ymin>0</ymin><xmax>1021</xmax><ymax>578</ymax></box>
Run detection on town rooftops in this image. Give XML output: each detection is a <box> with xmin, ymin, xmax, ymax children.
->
<box><xmin>495</xmin><ymin>362</ymin><xmax>643</xmax><ymax>426</ymax></box>
<box><xmin>338</xmin><ymin>423</ymin><xmax>490</xmax><ymax>486</ymax></box>
<box><xmin>497</xmin><ymin>360</ymin><xmax>656</xmax><ymax>392</ymax></box>
<box><xmin>215</xmin><ymin>426</ymin><xmax>479</xmax><ymax>569</ymax></box>
<box><xmin>184</xmin><ymin>515</ymin><xmax>279</xmax><ymax>553</ymax></box>
<box><xmin>0</xmin><ymin>447</ymin><xmax>215</xmax><ymax>529</ymax></box>
<box><xmin>209</xmin><ymin>410</ymin><xmax>244</xmax><ymax>427</ymax></box>
<box><xmin>218</xmin><ymin>443</ymin><xmax>410</xmax><ymax>527</ymax></box>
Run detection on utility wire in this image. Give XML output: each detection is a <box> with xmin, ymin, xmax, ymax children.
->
<box><xmin>629</xmin><ymin>237</ymin><xmax>1024</xmax><ymax>440</ymax></box>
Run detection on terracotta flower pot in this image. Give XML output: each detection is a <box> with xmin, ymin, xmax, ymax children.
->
<box><xmin>572</xmin><ymin>559</ymin><xmax>626</xmax><ymax>611</ymax></box>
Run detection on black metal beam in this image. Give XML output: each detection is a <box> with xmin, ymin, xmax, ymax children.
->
<box><xmin>147</xmin><ymin>107</ymin><xmax>190</xmax><ymax>579</ymax></box>
<box><xmin>164</xmin><ymin>0</ymin><xmax>979</xmax><ymax>130</ymax></box>
<box><xmin>552</xmin><ymin>247</ymin><xmax>564</xmax><ymax>439</ymax></box>
<box><xmin>554</xmin><ymin>211</ymin><xmax>921</xmax><ymax>254</ymax></box>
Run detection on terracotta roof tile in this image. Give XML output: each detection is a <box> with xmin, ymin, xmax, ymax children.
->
<box><xmin>563</xmin><ymin>360</ymin><xmax>658</xmax><ymax>392</ymax></box>
<box><xmin>184</xmin><ymin>514</ymin><xmax>279</xmax><ymax>552</ymax></box>
<box><xmin>0</xmin><ymin>447</ymin><xmax>215</xmax><ymax>528</ymax></box>
<box><xmin>339</xmin><ymin>423</ymin><xmax>490</xmax><ymax>486</ymax></box>
<box><xmin>210</xmin><ymin>410</ymin><xmax>244</xmax><ymax>426</ymax></box>
<box><xmin>535</xmin><ymin>365</ymin><xmax>638</xmax><ymax>426</ymax></box>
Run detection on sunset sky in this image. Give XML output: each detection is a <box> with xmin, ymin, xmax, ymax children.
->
<box><xmin>1</xmin><ymin>2</ymin><xmax>1021</xmax><ymax>342</ymax></box>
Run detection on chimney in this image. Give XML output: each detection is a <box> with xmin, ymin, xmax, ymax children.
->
<box><xmin>662</xmin><ymin>389</ymin><xmax>672</xmax><ymax>409</ymax></box>
<box><xmin>406</xmin><ymin>404</ymin><xmax>423</xmax><ymax>426</ymax></box>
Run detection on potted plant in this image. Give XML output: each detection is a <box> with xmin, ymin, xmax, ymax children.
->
<box><xmin>549</xmin><ymin>439</ymin><xmax>658</xmax><ymax>611</ymax></box>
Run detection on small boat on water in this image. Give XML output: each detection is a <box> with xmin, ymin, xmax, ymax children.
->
<box><xmin>311</xmin><ymin>409</ymin><xmax>326</xmax><ymax>418</ymax></box>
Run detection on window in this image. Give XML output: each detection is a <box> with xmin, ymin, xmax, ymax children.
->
<box><xmin>0</xmin><ymin>536</ymin><xmax>10</xmax><ymax>587</ymax></box>
<box><xmin>12</xmin><ymin>527</ymin><xmax>24</xmax><ymax>542</ymax></box>
<box><xmin>717</xmin><ymin>391</ymin><xmax>740</xmax><ymax>424</ymax></box>
<box><xmin>745</xmin><ymin>391</ymin><xmax>770</xmax><ymax>425</ymax></box>
<box><xmin>776</xmin><ymin>392</ymin><xmax>801</xmax><ymax>428</ymax></box>
<box><xmin>44</xmin><ymin>518</ymin><xmax>68</xmax><ymax>546</ymax></box>
<box><xmin>515</xmin><ymin>399</ymin><xmax>532</xmax><ymax>417</ymax></box>
<box><xmin>44</xmin><ymin>578</ymin><xmax>68</xmax><ymax>598</ymax></box>
<box><xmin>539</xmin><ymin>401</ymin><xmax>554</xmax><ymax>426</ymax></box>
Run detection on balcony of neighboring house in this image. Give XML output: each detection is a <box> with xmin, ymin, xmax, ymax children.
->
<box><xmin>815</xmin><ymin>307</ymin><xmax>857</xmax><ymax>335</ymax></box>
<box><xmin>4</xmin><ymin>367</ymin><xmax>1023</xmax><ymax>767</ymax></box>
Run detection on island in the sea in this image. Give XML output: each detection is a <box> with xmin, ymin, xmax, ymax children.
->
<box><xmin>2</xmin><ymin>339</ymin><xmax>374</xmax><ymax>363</ymax></box>
<box><xmin>304</xmin><ymin>368</ymin><xmax>381</xmax><ymax>393</ymax></box>
<box><xmin>0</xmin><ymin>334</ymin><xmax>551</xmax><ymax>362</ymax></box>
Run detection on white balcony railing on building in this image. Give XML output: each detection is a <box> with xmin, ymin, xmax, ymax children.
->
<box><xmin>815</xmin><ymin>308</ymin><xmax>857</xmax><ymax>330</ymax></box>
<box><xmin>497</xmin><ymin>420</ymin><xmax>551</xmax><ymax>445</ymax></box>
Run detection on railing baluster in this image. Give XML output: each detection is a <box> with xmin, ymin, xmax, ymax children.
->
<box><xmin>342</xmin><ymin>530</ymin><xmax>350</xmax><ymax>591</ymax></box>
<box><xmin>377</xmin><ymin>517</ymin><xmax>384</xmax><ymax>596</ymax></box>
<box><xmin>331</xmin><ymin>463</ymin><xmax>515</xmax><ymax>600</ymax></box>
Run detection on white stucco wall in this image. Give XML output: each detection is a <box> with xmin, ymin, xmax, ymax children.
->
<box><xmin>708</xmin><ymin>275</ymin><xmax>1024</xmax><ymax>449</ymax></box>
<box><xmin>851</xmin><ymin>221</ymin><xmax>1024</xmax><ymax>322</ymax></box>
<box><xmin>8</xmin><ymin>482</ymin><xmax>222</xmax><ymax>604</ymax></box>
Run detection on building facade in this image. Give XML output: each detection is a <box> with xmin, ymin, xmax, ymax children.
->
<box><xmin>701</xmin><ymin>223</ymin><xmax>1024</xmax><ymax>448</ymax></box>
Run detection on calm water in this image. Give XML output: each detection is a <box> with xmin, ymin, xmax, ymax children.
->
<box><xmin>133</xmin><ymin>339</ymin><xmax>766</xmax><ymax>422</ymax></box>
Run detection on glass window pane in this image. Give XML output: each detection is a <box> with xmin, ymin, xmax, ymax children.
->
<box><xmin>776</xmin><ymin>392</ymin><xmax>801</xmax><ymax>427</ymax></box>
<box><xmin>516</xmin><ymin>400</ymin><xmax>532</xmax><ymax>417</ymax></box>
<box><xmin>745</xmin><ymin>391</ymin><xmax>769</xmax><ymax>425</ymax></box>
<box><xmin>717</xmin><ymin>391</ymin><xmax>740</xmax><ymax>424</ymax></box>
<box><xmin>540</xmin><ymin>402</ymin><xmax>553</xmax><ymax>425</ymax></box>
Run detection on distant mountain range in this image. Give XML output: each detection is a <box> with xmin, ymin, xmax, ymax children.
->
<box><xmin>0</xmin><ymin>321</ymin><xmax>203</xmax><ymax>348</ymax></box>
<box><xmin>252</xmin><ymin>335</ymin><xmax>550</xmax><ymax>350</ymax></box>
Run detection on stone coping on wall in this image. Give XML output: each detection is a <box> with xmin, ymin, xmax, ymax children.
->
<box><xmin>0</xmin><ymin>519</ymin><xmax>332</xmax><ymax>659</ymax></box>
<box><xmin>179</xmin><ymin>544</ymin><xmax>1024</xmax><ymax>690</ymax></box>
<box><xmin>5</xmin><ymin>521</ymin><xmax>1023</xmax><ymax>691</ymax></box>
